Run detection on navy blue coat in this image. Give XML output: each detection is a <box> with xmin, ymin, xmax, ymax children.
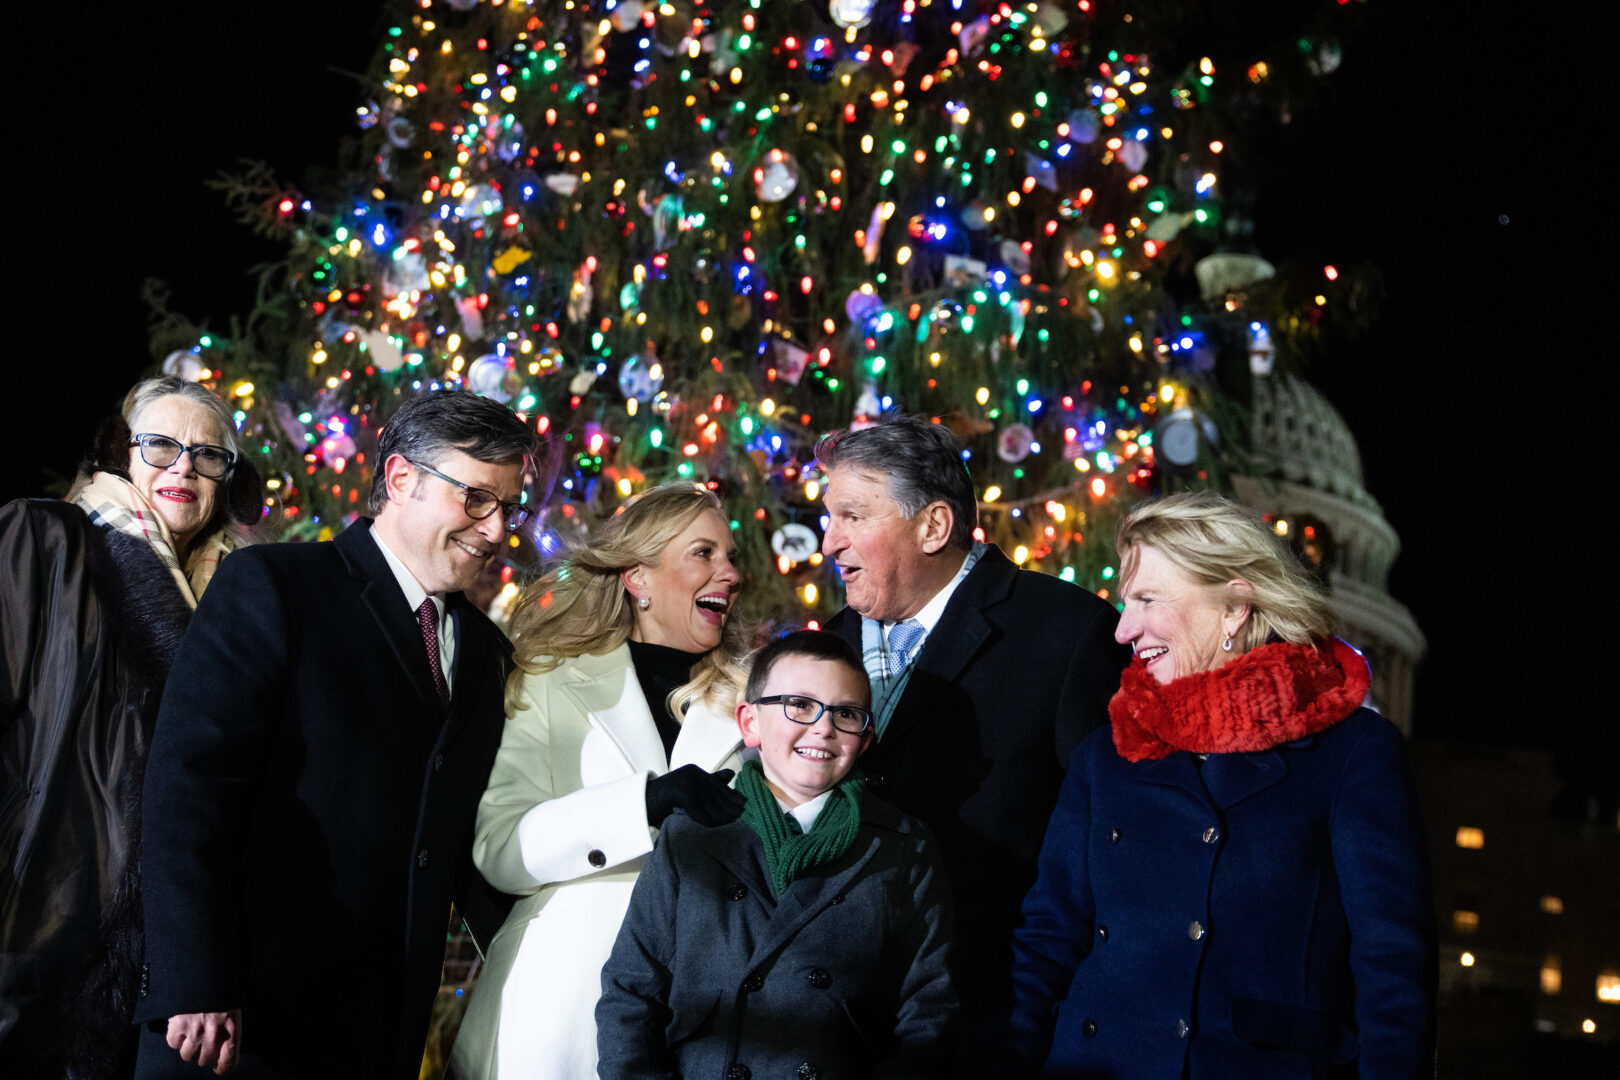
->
<box><xmin>596</xmin><ymin>796</ymin><xmax>957</xmax><ymax>1080</ymax></box>
<box><xmin>1008</xmin><ymin>709</ymin><xmax>1435</xmax><ymax>1079</ymax></box>
<box><xmin>133</xmin><ymin>520</ymin><xmax>514</xmax><ymax>1079</ymax></box>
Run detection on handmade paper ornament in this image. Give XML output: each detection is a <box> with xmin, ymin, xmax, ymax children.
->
<box><xmin>944</xmin><ymin>254</ymin><xmax>988</xmax><ymax>286</ymax></box>
<box><xmin>543</xmin><ymin>173</ymin><xmax>581</xmax><ymax>196</ymax></box>
<box><xmin>617</xmin><ymin>349</ymin><xmax>664</xmax><ymax>402</ymax></box>
<box><xmin>1194</xmin><ymin>253</ymin><xmax>1275</xmax><ymax>302</ymax></box>
<box><xmin>567</xmin><ymin>264</ymin><xmax>594</xmax><ymax>323</ymax></box>
<box><xmin>467</xmin><ymin>354</ymin><xmax>519</xmax><ymax>402</ymax></box>
<box><xmin>493</xmin><ymin>246</ymin><xmax>532</xmax><ymax>275</ymax></box>
<box><xmin>1146</xmin><ymin>213</ymin><xmax>1186</xmax><ymax>243</ymax></box>
<box><xmin>651</xmin><ymin>193</ymin><xmax>683</xmax><ymax>249</ymax></box>
<box><xmin>753</xmin><ymin>150</ymin><xmax>799</xmax><ymax>203</ymax></box>
<box><xmin>771</xmin><ymin>338</ymin><xmax>811</xmax><ymax>385</ymax></box>
<box><xmin>1067</xmin><ymin>108</ymin><xmax>1101</xmax><ymax>143</ymax></box>
<box><xmin>1031</xmin><ymin>0</ymin><xmax>1068</xmax><ymax>36</ymax></box>
<box><xmin>862</xmin><ymin>203</ymin><xmax>889</xmax><ymax>262</ymax></box>
<box><xmin>357</xmin><ymin>328</ymin><xmax>404</xmax><ymax>372</ymax></box>
<box><xmin>1155</xmin><ymin>408</ymin><xmax>1219</xmax><ymax>470</ymax></box>
<box><xmin>885</xmin><ymin>41</ymin><xmax>919</xmax><ymax>75</ymax></box>
<box><xmin>383</xmin><ymin>252</ymin><xmax>430</xmax><ymax>296</ymax></box>
<box><xmin>1306</xmin><ymin>38</ymin><xmax>1343</xmax><ymax>76</ymax></box>
<box><xmin>611</xmin><ymin>0</ymin><xmax>645</xmax><ymax>32</ymax></box>
<box><xmin>274</xmin><ymin>402</ymin><xmax>308</xmax><ymax>446</ymax></box>
<box><xmin>829</xmin><ymin>0</ymin><xmax>875</xmax><ymax>29</ymax></box>
<box><xmin>569</xmin><ymin>370</ymin><xmax>597</xmax><ymax>396</ymax></box>
<box><xmin>959</xmin><ymin>16</ymin><xmax>991</xmax><ymax>55</ymax></box>
<box><xmin>1025</xmin><ymin>153</ymin><xmax>1058</xmax><ymax>191</ymax></box>
<box><xmin>771</xmin><ymin>523</ymin><xmax>819</xmax><ymax>564</ymax></box>
<box><xmin>997</xmin><ymin>423</ymin><xmax>1035</xmax><ymax>463</ymax></box>
<box><xmin>162</xmin><ymin>350</ymin><xmax>207</xmax><ymax>382</ymax></box>
<box><xmin>459</xmin><ymin>184</ymin><xmax>503</xmax><ymax>222</ymax></box>
<box><xmin>851</xmin><ymin>384</ymin><xmax>882</xmax><ymax>428</ymax></box>
<box><xmin>845</xmin><ymin>286</ymin><xmax>883</xmax><ymax>324</ymax></box>
<box><xmin>1119</xmin><ymin>140</ymin><xmax>1148</xmax><ymax>173</ymax></box>
<box><xmin>446</xmin><ymin>0</ymin><xmax>479</xmax><ymax>9</ymax></box>
<box><xmin>999</xmin><ymin>239</ymin><xmax>1031</xmax><ymax>275</ymax></box>
<box><xmin>386</xmin><ymin>115</ymin><xmax>414</xmax><ymax>148</ymax></box>
<box><xmin>961</xmin><ymin>200</ymin><xmax>993</xmax><ymax>230</ymax></box>
<box><xmin>456</xmin><ymin>297</ymin><xmax>485</xmax><ymax>340</ymax></box>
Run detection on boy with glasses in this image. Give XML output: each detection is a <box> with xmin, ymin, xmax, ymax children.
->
<box><xmin>596</xmin><ymin>630</ymin><xmax>958</xmax><ymax>1079</ymax></box>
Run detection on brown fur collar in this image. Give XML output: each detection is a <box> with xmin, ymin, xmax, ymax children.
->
<box><xmin>1110</xmin><ymin>637</ymin><xmax>1371</xmax><ymax>762</ymax></box>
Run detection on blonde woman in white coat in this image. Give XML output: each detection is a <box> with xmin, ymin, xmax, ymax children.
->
<box><xmin>450</xmin><ymin>484</ymin><xmax>753</xmax><ymax>1079</ymax></box>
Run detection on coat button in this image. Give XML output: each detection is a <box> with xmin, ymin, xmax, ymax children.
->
<box><xmin>417</xmin><ymin>849</ymin><xmax>429</xmax><ymax>868</ymax></box>
<box><xmin>1201</xmin><ymin>826</ymin><xmax>1218</xmax><ymax>843</ymax></box>
<box><xmin>1174</xmin><ymin>1018</ymin><xmax>1190</xmax><ymax>1039</ymax></box>
<box><xmin>588</xmin><ymin>849</ymin><xmax>607</xmax><ymax>868</ymax></box>
<box><xmin>1082</xmin><ymin>1019</ymin><xmax>1097</xmax><ymax>1038</ymax></box>
<box><xmin>743</xmin><ymin>973</ymin><xmax>764</xmax><ymax>993</ymax></box>
<box><xmin>139</xmin><ymin>962</ymin><xmax>150</xmax><ymax>996</ymax></box>
<box><xmin>796</xmin><ymin>1064</ymin><xmax>821</xmax><ymax>1080</ymax></box>
<box><xmin>1188</xmin><ymin>920</ymin><xmax>1205</xmax><ymax>941</ymax></box>
<box><xmin>1097</xmin><ymin>925</ymin><xmax>1108</xmax><ymax>942</ymax></box>
<box><xmin>726</xmin><ymin>1066</ymin><xmax>751</xmax><ymax>1080</ymax></box>
<box><xmin>1108</xmin><ymin>827</ymin><xmax>1121</xmax><ymax>844</ymax></box>
<box><xmin>806</xmin><ymin>968</ymin><xmax>832</xmax><ymax>989</ymax></box>
<box><xmin>727</xmin><ymin>882</ymin><xmax>747</xmax><ymax>901</ymax></box>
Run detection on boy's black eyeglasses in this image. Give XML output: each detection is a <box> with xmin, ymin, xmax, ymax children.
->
<box><xmin>129</xmin><ymin>434</ymin><xmax>235</xmax><ymax>479</ymax></box>
<box><xmin>408</xmin><ymin>459</ymin><xmax>532</xmax><ymax>529</ymax></box>
<box><xmin>752</xmin><ymin>694</ymin><xmax>872</xmax><ymax>735</ymax></box>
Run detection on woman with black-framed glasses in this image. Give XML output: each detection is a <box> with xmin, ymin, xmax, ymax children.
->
<box><xmin>0</xmin><ymin>375</ymin><xmax>262</xmax><ymax>1078</ymax></box>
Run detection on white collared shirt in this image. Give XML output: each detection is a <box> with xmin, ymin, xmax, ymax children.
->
<box><xmin>370</xmin><ymin>528</ymin><xmax>456</xmax><ymax>694</ymax></box>
<box><xmin>881</xmin><ymin>548</ymin><xmax>971</xmax><ymax>653</ymax></box>
<box><xmin>776</xmin><ymin>790</ymin><xmax>833</xmax><ymax>833</ymax></box>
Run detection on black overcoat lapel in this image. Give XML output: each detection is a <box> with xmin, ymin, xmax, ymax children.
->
<box><xmin>335</xmin><ymin>520</ymin><xmax>441</xmax><ymax>716</ymax></box>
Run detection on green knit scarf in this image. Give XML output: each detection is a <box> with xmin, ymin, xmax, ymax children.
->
<box><xmin>737</xmin><ymin>759</ymin><xmax>865</xmax><ymax>898</ymax></box>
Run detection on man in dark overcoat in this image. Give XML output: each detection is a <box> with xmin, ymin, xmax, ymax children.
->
<box><xmin>133</xmin><ymin>391</ymin><xmax>535</xmax><ymax>1079</ymax></box>
<box><xmin>816</xmin><ymin>415</ymin><xmax>1131</xmax><ymax>1042</ymax></box>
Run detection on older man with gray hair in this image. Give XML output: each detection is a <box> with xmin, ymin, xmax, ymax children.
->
<box><xmin>816</xmin><ymin>414</ymin><xmax>1129</xmax><ymax>1046</ymax></box>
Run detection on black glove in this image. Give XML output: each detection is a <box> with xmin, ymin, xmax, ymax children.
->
<box><xmin>645</xmin><ymin>765</ymin><xmax>743</xmax><ymax>828</ymax></box>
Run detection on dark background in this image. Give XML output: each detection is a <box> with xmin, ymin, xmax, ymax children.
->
<box><xmin>6</xmin><ymin>3</ymin><xmax>1602</xmax><ymax>759</ymax></box>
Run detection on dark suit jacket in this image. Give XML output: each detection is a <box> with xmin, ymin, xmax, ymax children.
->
<box><xmin>827</xmin><ymin>544</ymin><xmax>1129</xmax><ymax>1025</ymax></box>
<box><xmin>133</xmin><ymin>519</ymin><xmax>513</xmax><ymax>1079</ymax></box>
<box><xmin>1009</xmin><ymin>711</ymin><xmax>1436</xmax><ymax>1079</ymax></box>
<box><xmin>596</xmin><ymin>797</ymin><xmax>956</xmax><ymax>1080</ymax></box>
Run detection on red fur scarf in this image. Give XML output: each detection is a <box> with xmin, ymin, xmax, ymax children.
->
<box><xmin>1110</xmin><ymin>637</ymin><xmax>1372</xmax><ymax>762</ymax></box>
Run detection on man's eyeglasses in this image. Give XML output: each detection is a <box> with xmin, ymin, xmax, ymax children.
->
<box><xmin>408</xmin><ymin>459</ymin><xmax>532</xmax><ymax>529</ymax></box>
<box><xmin>129</xmin><ymin>434</ymin><xmax>235</xmax><ymax>480</ymax></box>
<box><xmin>752</xmin><ymin>694</ymin><xmax>873</xmax><ymax>735</ymax></box>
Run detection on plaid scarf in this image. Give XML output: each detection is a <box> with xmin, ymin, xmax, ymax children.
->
<box><xmin>737</xmin><ymin>760</ymin><xmax>865</xmax><ymax>898</ymax></box>
<box><xmin>72</xmin><ymin>470</ymin><xmax>235</xmax><ymax>606</ymax></box>
<box><xmin>861</xmin><ymin>541</ymin><xmax>985</xmax><ymax>735</ymax></box>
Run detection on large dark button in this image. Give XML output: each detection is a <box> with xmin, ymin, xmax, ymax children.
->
<box><xmin>806</xmin><ymin>968</ymin><xmax>832</xmax><ymax>989</ymax></box>
<box><xmin>727</xmin><ymin>882</ymin><xmax>747</xmax><ymax>901</ymax></box>
<box><xmin>1188</xmin><ymin>920</ymin><xmax>1205</xmax><ymax>941</ymax></box>
<box><xmin>1108</xmin><ymin>827</ymin><xmax>1121</xmax><ymax>844</ymax></box>
<box><xmin>726</xmin><ymin>1066</ymin><xmax>751</xmax><ymax>1080</ymax></box>
<box><xmin>1081</xmin><ymin>1019</ymin><xmax>1097</xmax><ymax>1038</ymax></box>
<box><xmin>1174</xmin><ymin>1018</ymin><xmax>1190</xmax><ymax>1039</ymax></box>
<box><xmin>587</xmin><ymin>849</ymin><xmax>607</xmax><ymax>868</ymax></box>
<box><xmin>796</xmin><ymin>1064</ymin><xmax>821</xmax><ymax>1080</ymax></box>
<box><xmin>1201</xmin><ymin>826</ymin><xmax>1218</xmax><ymax>843</ymax></box>
<box><xmin>139</xmin><ymin>962</ymin><xmax>150</xmax><ymax>997</ymax></box>
<box><xmin>1097</xmin><ymin>925</ymin><xmax>1108</xmax><ymax>942</ymax></box>
<box><xmin>742</xmin><ymin>973</ymin><xmax>764</xmax><ymax>993</ymax></box>
<box><xmin>416</xmin><ymin>849</ymin><xmax>429</xmax><ymax>868</ymax></box>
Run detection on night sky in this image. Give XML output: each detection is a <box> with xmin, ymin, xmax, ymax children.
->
<box><xmin>7</xmin><ymin>4</ymin><xmax>1600</xmax><ymax>763</ymax></box>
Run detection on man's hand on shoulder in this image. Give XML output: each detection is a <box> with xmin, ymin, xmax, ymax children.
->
<box><xmin>166</xmin><ymin>1009</ymin><xmax>245</xmax><ymax>1075</ymax></box>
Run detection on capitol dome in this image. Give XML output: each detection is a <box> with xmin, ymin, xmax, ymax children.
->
<box><xmin>1231</xmin><ymin>372</ymin><xmax>1426</xmax><ymax>735</ymax></box>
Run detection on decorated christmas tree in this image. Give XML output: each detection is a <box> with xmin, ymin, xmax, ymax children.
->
<box><xmin>151</xmin><ymin>0</ymin><xmax>1373</xmax><ymax>625</ymax></box>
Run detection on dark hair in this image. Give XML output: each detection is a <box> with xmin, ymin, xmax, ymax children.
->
<box><xmin>744</xmin><ymin>630</ymin><xmax>872</xmax><ymax>710</ymax></box>
<box><xmin>814</xmin><ymin>414</ymin><xmax>977</xmax><ymax>550</ymax></box>
<box><xmin>369</xmin><ymin>390</ymin><xmax>537</xmax><ymax>513</ymax></box>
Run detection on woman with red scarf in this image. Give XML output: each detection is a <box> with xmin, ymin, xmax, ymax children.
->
<box><xmin>1006</xmin><ymin>493</ymin><xmax>1435</xmax><ymax>1079</ymax></box>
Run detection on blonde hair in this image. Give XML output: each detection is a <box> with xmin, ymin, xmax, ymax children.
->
<box><xmin>505</xmin><ymin>483</ymin><xmax>749</xmax><ymax>717</ymax></box>
<box><xmin>1114</xmin><ymin>492</ymin><xmax>1333</xmax><ymax>653</ymax></box>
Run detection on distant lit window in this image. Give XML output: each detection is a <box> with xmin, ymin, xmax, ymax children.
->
<box><xmin>1541</xmin><ymin>895</ymin><xmax>1565</xmax><ymax>914</ymax></box>
<box><xmin>1583</xmin><ymin>1018</ymin><xmax>1597</xmax><ymax>1034</ymax></box>
<box><xmin>1598</xmin><ymin>971</ymin><xmax>1620</xmax><ymax>1003</ymax></box>
<box><xmin>1453</xmin><ymin>910</ymin><xmax>1480</xmax><ymax>933</ymax></box>
<box><xmin>1542</xmin><ymin>956</ymin><xmax>1562</xmax><ymax>995</ymax></box>
<box><xmin>1455</xmin><ymin>827</ymin><xmax>1484</xmax><ymax>849</ymax></box>
<box><xmin>1460</xmin><ymin>952</ymin><xmax>1476</xmax><ymax>967</ymax></box>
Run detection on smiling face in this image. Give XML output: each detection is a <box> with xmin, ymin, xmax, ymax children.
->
<box><xmin>375</xmin><ymin>448</ymin><xmax>523</xmax><ymax>595</ymax></box>
<box><xmin>125</xmin><ymin>394</ymin><xmax>229</xmax><ymax>557</ymax></box>
<box><xmin>738</xmin><ymin>654</ymin><xmax>873</xmax><ymax>806</ymax></box>
<box><xmin>1115</xmin><ymin>543</ymin><xmax>1248</xmax><ymax>684</ymax></box>
<box><xmin>625</xmin><ymin>509</ymin><xmax>740</xmax><ymax>654</ymax></box>
<box><xmin>820</xmin><ymin>467</ymin><xmax>953</xmax><ymax>623</ymax></box>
